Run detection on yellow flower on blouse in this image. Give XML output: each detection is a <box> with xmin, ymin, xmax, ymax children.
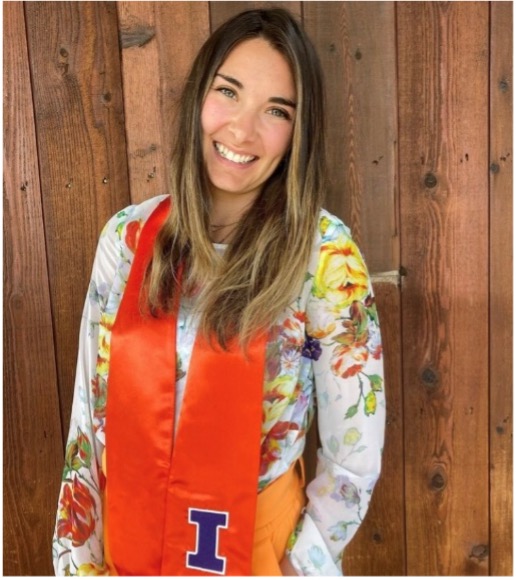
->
<box><xmin>312</xmin><ymin>235</ymin><xmax>369</xmax><ymax>311</ymax></box>
<box><xmin>96</xmin><ymin>313</ymin><xmax>115</xmax><ymax>376</ymax></box>
<box><xmin>318</xmin><ymin>215</ymin><xmax>333</xmax><ymax>236</ymax></box>
<box><xmin>76</xmin><ymin>563</ymin><xmax>109</xmax><ymax>576</ymax></box>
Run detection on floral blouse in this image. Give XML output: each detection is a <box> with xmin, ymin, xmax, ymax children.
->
<box><xmin>52</xmin><ymin>195</ymin><xmax>385</xmax><ymax>576</ymax></box>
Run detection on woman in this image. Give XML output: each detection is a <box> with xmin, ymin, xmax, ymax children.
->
<box><xmin>53</xmin><ymin>8</ymin><xmax>385</xmax><ymax>576</ymax></box>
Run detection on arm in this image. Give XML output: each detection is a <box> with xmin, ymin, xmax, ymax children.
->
<box><xmin>287</xmin><ymin>218</ymin><xmax>386</xmax><ymax>576</ymax></box>
<box><xmin>52</xmin><ymin>210</ymin><xmax>130</xmax><ymax>575</ymax></box>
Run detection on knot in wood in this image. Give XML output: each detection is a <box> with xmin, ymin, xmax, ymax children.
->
<box><xmin>429</xmin><ymin>469</ymin><xmax>446</xmax><ymax>491</ymax></box>
<box><xmin>421</xmin><ymin>366</ymin><xmax>439</xmax><ymax>388</ymax></box>
<box><xmin>372</xmin><ymin>532</ymin><xmax>382</xmax><ymax>544</ymax></box>
<box><xmin>11</xmin><ymin>293</ymin><xmax>23</xmax><ymax>311</ymax></box>
<box><xmin>499</xmin><ymin>79</ymin><xmax>509</xmax><ymax>92</ymax></box>
<box><xmin>355</xmin><ymin>49</ymin><xmax>362</xmax><ymax>60</ymax></box>
<box><xmin>120</xmin><ymin>24</ymin><xmax>156</xmax><ymax>49</ymax></box>
<box><xmin>470</xmin><ymin>544</ymin><xmax>489</xmax><ymax>560</ymax></box>
<box><xmin>60</xmin><ymin>47</ymin><xmax>68</xmax><ymax>58</ymax></box>
<box><xmin>424</xmin><ymin>172</ymin><xmax>437</xmax><ymax>188</ymax></box>
<box><xmin>490</xmin><ymin>163</ymin><xmax>500</xmax><ymax>174</ymax></box>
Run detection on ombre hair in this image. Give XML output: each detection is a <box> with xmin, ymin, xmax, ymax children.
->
<box><xmin>146</xmin><ymin>8</ymin><xmax>326</xmax><ymax>348</ymax></box>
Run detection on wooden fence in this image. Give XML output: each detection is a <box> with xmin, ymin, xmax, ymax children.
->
<box><xmin>4</xmin><ymin>1</ymin><xmax>512</xmax><ymax>575</ymax></box>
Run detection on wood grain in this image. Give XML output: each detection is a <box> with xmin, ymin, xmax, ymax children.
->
<box><xmin>303</xmin><ymin>1</ymin><xmax>399</xmax><ymax>273</ymax></box>
<box><xmin>24</xmin><ymin>1</ymin><xmax>131</xmax><ymax>441</ymax></box>
<box><xmin>343</xmin><ymin>281</ymin><xmax>405</xmax><ymax>575</ymax></box>
<box><xmin>117</xmin><ymin>1</ymin><xmax>165</xmax><ymax>203</ymax></box>
<box><xmin>489</xmin><ymin>1</ymin><xmax>513</xmax><ymax>575</ymax></box>
<box><xmin>154</xmin><ymin>1</ymin><xmax>210</xmax><ymax>198</ymax></box>
<box><xmin>398</xmin><ymin>2</ymin><xmax>490</xmax><ymax>574</ymax></box>
<box><xmin>3</xmin><ymin>3</ymin><xmax>64</xmax><ymax>575</ymax></box>
<box><xmin>117</xmin><ymin>2</ymin><xmax>210</xmax><ymax>205</ymax></box>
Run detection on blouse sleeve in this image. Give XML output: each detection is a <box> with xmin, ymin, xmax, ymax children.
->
<box><xmin>52</xmin><ymin>210</ymin><xmax>128</xmax><ymax>576</ymax></box>
<box><xmin>287</xmin><ymin>217</ymin><xmax>386</xmax><ymax>575</ymax></box>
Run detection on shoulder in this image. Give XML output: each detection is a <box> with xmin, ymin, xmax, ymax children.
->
<box><xmin>99</xmin><ymin>194</ymin><xmax>168</xmax><ymax>256</ymax></box>
<box><xmin>101</xmin><ymin>194</ymin><xmax>168</xmax><ymax>239</ymax></box>
<box><xmin>310</xmin><ymin>208</ymin><xmax>372</xmax><ymax>301</ymax></box>
<box><xmin>313</xmin><ymin>208</ymin><xmax>353</xmax><ymax>247</ymax></box>
<box><xmin>305</xmin><ymin>208</ymin><xmax>368</xmax><ymax>295</ymax></box>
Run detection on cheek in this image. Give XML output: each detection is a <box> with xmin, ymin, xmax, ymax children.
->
<box><xmin>201</xmin><ymin>97</ymin><xmax>227</xmax><ymax>136</ymax></box>
<box><xmin>265</xmin><ymin>125</ymin><xmax>294</xmax><ymax>159</ymax></box>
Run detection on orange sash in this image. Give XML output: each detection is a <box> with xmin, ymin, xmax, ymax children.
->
<box><xmin>105</xmin><ymin>198</ymin><xmax>267</xmax><ymax>575</ymax></box>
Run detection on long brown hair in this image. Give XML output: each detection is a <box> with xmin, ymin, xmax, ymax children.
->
<box><xmin>146</xmin><ymin>8</ymin><xmax>327</xmax><ymax>348</ymax></box>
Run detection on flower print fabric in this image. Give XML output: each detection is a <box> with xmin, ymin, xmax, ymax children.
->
<box><xmin>52</xmin><ymin>195</ymin><xmax>385</xmax><ymax>576</ymax></box>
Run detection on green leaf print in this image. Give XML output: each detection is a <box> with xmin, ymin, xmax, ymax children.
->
<box><xmin>345</xmin><ymin>404</ymin><xmax>359</xmax><ymax>419</ymax></box>
<box><xmin>368</xmin><ymin>374</ymin><xmax>383</xmax><ymax>392</ymax></box>
<box><xmin>327</xmin><ymin>435</ymin><xmax>340</xmax><ymax>456</ymax></box>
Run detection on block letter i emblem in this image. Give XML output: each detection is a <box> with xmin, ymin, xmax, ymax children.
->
<box><xmin>186</xmin><ymin>508</ymin><xmax>229</xmax><ymax>574</ymax></box>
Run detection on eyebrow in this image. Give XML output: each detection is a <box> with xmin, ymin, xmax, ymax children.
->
<box><xmin>215</xmin><ymin>73</ymin><xmax>297</xmax><ymax>109</ymax></box>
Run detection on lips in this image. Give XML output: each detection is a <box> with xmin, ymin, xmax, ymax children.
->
<box><xmin>214</xmin><ymin>142</ymin><xmax>258</xmax><ymax>165</ymax></box>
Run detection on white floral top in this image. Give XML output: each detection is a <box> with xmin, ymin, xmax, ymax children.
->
<box><xmin>52</xmin><ymin>195</ymin><xmax>385</xmax><ymax>576</ymax></box>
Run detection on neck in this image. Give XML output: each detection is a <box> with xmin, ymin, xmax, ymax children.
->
<box><xmin>209</xmin><ymin>188</ymin><xmax>258</xmax><ymax>228</ymax></box>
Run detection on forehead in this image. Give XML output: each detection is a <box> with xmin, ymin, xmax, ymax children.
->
<box><xmin>218</xmin><ymin>38</ymin><xmax>296</xmax><ymax>98</ymax></box>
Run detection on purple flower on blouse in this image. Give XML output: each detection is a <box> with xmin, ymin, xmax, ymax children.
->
<box><xmin>302</xmin><ymin>335</ymin><xmax>322</xmax><ymax>361</ymax></box>
<box><xmin>330</xmin><ymin>475</ymin><xmax>360</xmax><ymax>507</ymax></box>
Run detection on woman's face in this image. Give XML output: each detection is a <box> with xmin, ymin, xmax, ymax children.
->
<box><xmin>201</xmin><ymin>38</ymin><xmax>296</xmax><ymax>207</ymax></box>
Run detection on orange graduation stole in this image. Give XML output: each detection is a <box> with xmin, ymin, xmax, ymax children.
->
<box><xmin>105</xmin><ymin>198</ymin><xmax>267</xmax><ymax>575</ymax></box>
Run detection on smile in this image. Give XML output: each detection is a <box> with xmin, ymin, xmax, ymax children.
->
<box><xmin>214</xmin><ymin>142</ymin><xmax>257</xmax><ymax>164</ymax></box>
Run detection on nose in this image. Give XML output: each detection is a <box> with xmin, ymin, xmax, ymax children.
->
<box><xmin>228</xmin><ymin>108</ymin><xmax>257</xmax><ymax>144</ymax></box>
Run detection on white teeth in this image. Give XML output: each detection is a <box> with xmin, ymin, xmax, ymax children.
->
<box><xmin>215</xmin><ymin>142</ymin><xmax>256</xmax><ymax>164</ymax></box>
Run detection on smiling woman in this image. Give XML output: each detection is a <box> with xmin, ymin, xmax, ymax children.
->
<box><xmin>52</xmin><ymin>8</ymin><xmax>385</xmax><ymax>577</ymax></box>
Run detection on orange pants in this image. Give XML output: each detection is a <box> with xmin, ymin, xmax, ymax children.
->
<box><xmin>103</xmin><ymin>453</ymin><xmax>306</xmax><ymax>576</ymax></box>
<box><xmin>252</xmin><ymin>460</ymin><xmax>306</xmax><ymax>575</ymax></box>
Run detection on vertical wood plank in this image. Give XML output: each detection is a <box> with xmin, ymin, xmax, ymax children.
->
<box><xmin>489</xmin><ymin>2</ymin><xmax>513</xmax><ymax>575</ymax></box>
<box><xmin>117</xmin><ymin>1</ymin><xmax>166</xmax><ymax>204</ymax></box>
<box><xmin>117</xmin><ymin>1</ymin><xmax>210</xmax><ymax>205</ymax></box>
<box><xmin>24</xmin><ymin>1</ymin><xmax>131</xmax><ymax>441</ymax></box>
<box><xmin>398</xmin><ymin>2</ymin><xmax>490</xmax><ymax>574</ymax></box>
<box><xmin>156</xmin><ymin>1</ymin><xmax>211</xmax><ymax>190</ymax></box>
<box><xmin>3</xmin><ymin>3</ymin><xmax>63</xmax><ymax>575</ymax></box>
<box><xmin>303</xmin><ymin>1</ymin><xmax>399</xmax><ymax>273</ymax></box>
<box><xmin>210</xmin><ymin>1</ymin><xmax>301</xmax><ymax>32</ymax></box>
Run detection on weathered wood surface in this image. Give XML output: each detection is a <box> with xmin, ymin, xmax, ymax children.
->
<box><xmin>117</xmin><ymin>1</ymin><xmax>210</xmax><ymax>205</ymax></box>
<box><xmin>489</xmin><ymin>1</ymin><xmax>513</xmax><ymax>575</ymax></box>
<box><xmin>304</xmin><ymin>1</ymin><xmax>399</xmax><ymax>273</ymax></box>
<box><xmin>398</xmin><ymin>2</ymin><xmax>490</xmax><ymax>575</ymax></box>
<box><xmin>24</xmin><ymin>1</ymin><xmax>131</xmax><ymax>440</ymax></box>
<box><xmin>3</xmin><ymin>3</ymin><xmax>63</xmax><ymax>575</ymax></box>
